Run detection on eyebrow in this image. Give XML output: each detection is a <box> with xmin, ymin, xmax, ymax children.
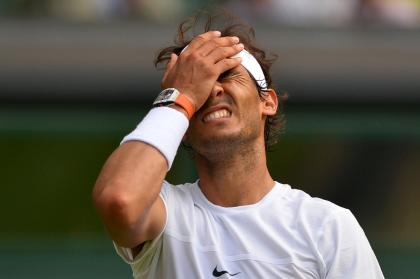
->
<box><xmin>218</xmin><ymin>69</ymin><xmax>240</xmax><ymax>81</ymax></box>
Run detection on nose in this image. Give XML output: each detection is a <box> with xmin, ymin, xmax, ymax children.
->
<box><xmin>211</xmin><ymin>81</ymin><xmax>224</xmax><ymax>98</ymax></box>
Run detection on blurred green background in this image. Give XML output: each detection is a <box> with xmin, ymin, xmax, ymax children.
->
<box><xmin>1</xmin><ymin>0</ymin><xmax>420</xmax><ymax>278</ymax></box>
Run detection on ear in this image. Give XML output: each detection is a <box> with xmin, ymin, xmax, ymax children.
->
<box><xmin>260</xmin><ymin>89</ymin><xmax>278</xmax><ymax>116</ymax></box>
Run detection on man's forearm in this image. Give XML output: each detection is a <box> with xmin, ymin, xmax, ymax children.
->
<box><xmin>93</xmin><ymin>106</ymin><xmax>189</xmax><ymax>247</ymax></box>
<box><xmin>92</xmin><ymin>141</ymin><xmax>167</xmax><ymax>245</ymax></box>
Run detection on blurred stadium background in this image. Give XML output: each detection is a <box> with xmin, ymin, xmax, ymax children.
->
<box><xmin>1</xmin><ymin>0</ymin><xmax>420</xmax><ymax>278</ymax></box>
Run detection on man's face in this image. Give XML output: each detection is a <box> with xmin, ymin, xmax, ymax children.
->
<box><xmin>184</xmin><ymin>64</ymin><xmax>267</xmax><ymax>156</ymax></box>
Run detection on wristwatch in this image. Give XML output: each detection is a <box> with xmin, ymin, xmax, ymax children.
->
<box><xmin>153</xmin><ymin>88</ymin><xmax>195</xmax><ymax>119</ymax></box>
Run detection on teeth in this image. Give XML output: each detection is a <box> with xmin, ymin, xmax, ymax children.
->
<box><xmin>204</xmin><ymin>109</ymin><xmax>231</xmax><ymax>122</ymax></box>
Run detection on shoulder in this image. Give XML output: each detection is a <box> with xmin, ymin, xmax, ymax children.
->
<box><xmin>277</xmin><ymin>181</ymin><xmax>370</xmax><ymax>238</ymax></box>
<box><xmin>160</xmin><ymin>180</ymin><xmax>196</xmax><ymax>201</ymax></box>
<box><xmin>276</xmin><ymin>183</ymin><xmax>361</xmax><ymax>248</ymax></box>
<box><xmin>278</xmin><ymin>183</ymin><xmax>383</xmax><ymax>277</ymax></box>
<box><xmin>158</xmin><ymin>181</ymin><xmax>199</xmax><ymax>239</ymax></box>
<box><xmin>278</xmin><ymin>183</ymin><xmax>348</xmax><ymax>228</ymax></box>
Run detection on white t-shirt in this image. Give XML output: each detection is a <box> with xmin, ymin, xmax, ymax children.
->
<box><xmin>114</xmin><ymin>181</ymin><xmax>384</xmax><ymax>279</ymax></box>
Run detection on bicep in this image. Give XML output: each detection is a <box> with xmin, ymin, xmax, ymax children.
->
<box><xmin>129</xmin><ymin>195</ymin><xmax>167</xmax><ymax>256</ymax></box>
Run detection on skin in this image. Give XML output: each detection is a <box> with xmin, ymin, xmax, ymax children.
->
<box><xmin>185</xmin><ymin>65</ymin><xmax>278</xmax><ymax>207</ymax></box>
<box><xmin>92</xmin><ymin>31</ymin><xmax>278</xmax><ymax>255</ymax></box>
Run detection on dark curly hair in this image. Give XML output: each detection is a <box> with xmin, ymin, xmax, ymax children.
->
<box><xmin>154</xmin><ymin>11</ymin><xmax>287</xmax><ymax>151</ymax></box>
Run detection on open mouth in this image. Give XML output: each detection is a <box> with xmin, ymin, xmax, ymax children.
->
<box><xmin>203</xmin><ymin>109</ymin><xmax>232</xmax><ymax>122</ymax></box>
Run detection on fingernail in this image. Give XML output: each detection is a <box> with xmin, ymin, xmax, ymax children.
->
<box><xmin>237</xmin><ymin>43</ymin><xmax>244</xmax><ymax>49</ymax></box>
<box><xmin>214</xmin><ymin>31</ymin><xmax>221</xmax><ymax>36</ymax></box>
<box><xmin>232</xmin><ymin>36</ymin><xmax>239</xmax><ymax>43</ymax></box>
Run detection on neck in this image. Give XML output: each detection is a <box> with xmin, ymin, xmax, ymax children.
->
<box><xmin>195</xmin><ymin>140</ymin><xmax>274</xmax><ymax>207</ymax></box>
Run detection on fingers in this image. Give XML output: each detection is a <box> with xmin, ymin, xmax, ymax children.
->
<box><xmin>215</xmin><ymin>57</ymin><xmax>242</xmax><ymax>74</ymax></box>
<box><xmin>206</xmin><ymin>43</ymin><xmax>244</xmax><ymax>63</ymax></box>
<box><xmin>196</xmin><ymin>36</ymin><xmax>240</xmax><ymax>57</ymax></box>
<box><xmin>183</xmin><ymin>31</ymin><xmax>221</xmax><ymax>54</ymax></box>
<box><xmin>170</xmin><ymin>32</ymin><xmax>244</xmax><ymax>87</ymax></box>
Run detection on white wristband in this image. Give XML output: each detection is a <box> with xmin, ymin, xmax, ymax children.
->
<box><xmin>121</xmin><ymin>107</ymin><xmax>189</xmax><ymax>170</ymax></box>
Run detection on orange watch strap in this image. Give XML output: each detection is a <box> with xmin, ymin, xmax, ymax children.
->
<box><xmin>175</xmin><ymin>94</ymin><xmax>195</xmax><ymax>119</ymax></box>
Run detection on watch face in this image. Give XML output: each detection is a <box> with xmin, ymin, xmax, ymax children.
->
<box><xmin>156</xmin><ymin>89</ymin><xmax>174</xmax><ymax>102</ymax></box>
<box><xmin>153</xmin><ymin>88</ymin><xmax>179</xmax><ymax>106</ymax></box>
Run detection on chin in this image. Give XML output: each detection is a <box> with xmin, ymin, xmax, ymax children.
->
<box><xmin>201</xmin><ymin>127</ymin><xmax>242</xmax><ymax>143</ymax></box>
<box><xmin>191</xmin><ymin>129</ymin><xmax>259</xmax><ymax>155</ymax></box>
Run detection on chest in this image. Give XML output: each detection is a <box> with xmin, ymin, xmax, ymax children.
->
<box><xmin>162</xmin><ymin>204</ymin><xmax>325</xmax><ymax>279</ymax></box>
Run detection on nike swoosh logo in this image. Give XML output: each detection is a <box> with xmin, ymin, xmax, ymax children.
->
<box><xmin>212</xmin><ymin>266</ymin><xmax>240</xmax><ymax>277</ymax></box>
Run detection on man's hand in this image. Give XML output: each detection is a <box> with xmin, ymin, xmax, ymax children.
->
<box><xmin>161</xmin><ymin>31</ymin><xmax>244</xmax><ymax>112</ymax></box>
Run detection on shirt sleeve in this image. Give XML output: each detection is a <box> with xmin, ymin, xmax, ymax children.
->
<box><xmin>317</xmin><ymin>209</ymin><xmax>384</xmax><ymax>279</ymax></box>
<box><xmin>112</xmin><ymin>182</ymin><xmax>170</xmax><ymax>277</ymax></box>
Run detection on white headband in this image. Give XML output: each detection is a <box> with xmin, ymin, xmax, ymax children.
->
<box><xmin>232</xmin><ymin>49</ymin><xmax>268</xmax><ymax>90</ymax></box>
<box><xmin>181</xmin><ymin>46</ymin><xmax>268</xmax><ymax>90</ymax></box>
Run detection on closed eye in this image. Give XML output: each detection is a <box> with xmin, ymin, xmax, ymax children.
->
<box><xmin>219</xmin><ymin>71</ymin><xmax>241</xmax><ymax>81</ymax></box>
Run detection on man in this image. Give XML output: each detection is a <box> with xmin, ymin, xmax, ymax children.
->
<box><xmin>93</xmin><ymin>14</ymin><xmax>384</xmax><ymax>278</ymax></box>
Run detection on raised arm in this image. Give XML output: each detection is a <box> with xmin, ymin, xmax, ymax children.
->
<box><xmin>92</xmin><ymin>31</ymin><xmax>243</xmax><ymax>249</ymax></box>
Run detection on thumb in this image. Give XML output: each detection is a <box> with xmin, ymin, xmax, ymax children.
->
<box><xmin>166</xmin><ymin>53</ymin><xmax>178</xmax><ymax>72</ymax></box>
<box><xmin>162</xmin><ymin>53</ymin><xmax>178</xmax><ymax>86</ymax></box>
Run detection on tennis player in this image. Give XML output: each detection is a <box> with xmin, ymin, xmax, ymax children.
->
<box><xmin>93</xmin><ymin>13</ymin><xmax>384</xmax><ymax>278</ymax></box>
